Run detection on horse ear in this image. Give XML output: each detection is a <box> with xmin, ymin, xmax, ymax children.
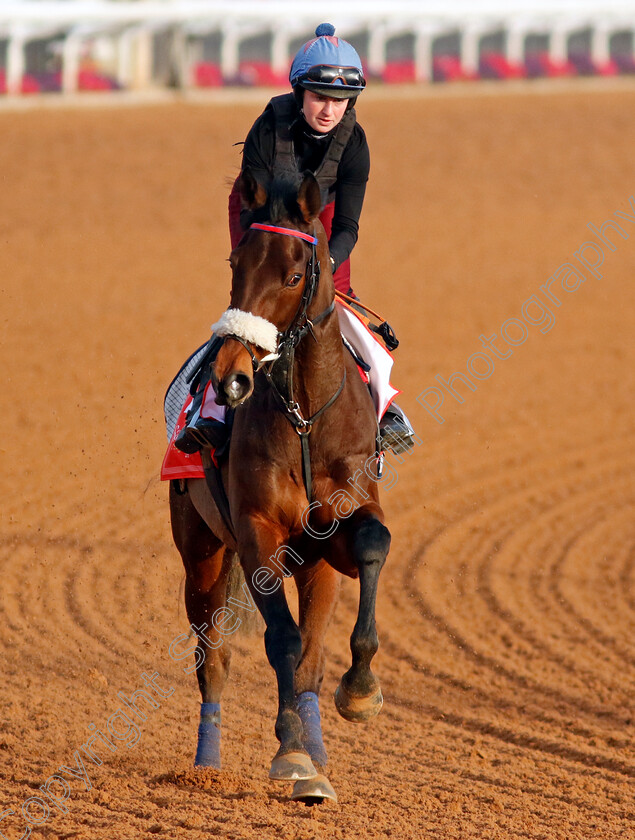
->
<box><xmin>239</xmin><ymin>168</ymin><xmax>267</xmax><ymax>210</ymax></box>
<box><xmin>297</xmin><ymin>172</ymin><xmax>321</xmax><ymax>223</ymax></box>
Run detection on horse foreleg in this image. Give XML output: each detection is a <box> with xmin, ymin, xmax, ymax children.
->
<box><xmin>335</xmin><ymin>513</ymin><xmax>391</xmax><ymax>723</ymax></box>
<box><xmin>238</xmin><ymin>521</ymin><xmax>318</xmax><ymax>782</ymax></box>
<box><xmin>285</xmin><ymin>562</ymin><xmax>341</xmax><ymax>804</ymax></box>
<box><xmin>294</xmin><ymin>561</ymin><xmax>341</xmax><ymax>768</ymax></box>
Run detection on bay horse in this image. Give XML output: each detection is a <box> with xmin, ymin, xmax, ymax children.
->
<box><xmin>169</xmin><ymin>169</ymin><xmax>391</xmax><ymax>803</ymax></box>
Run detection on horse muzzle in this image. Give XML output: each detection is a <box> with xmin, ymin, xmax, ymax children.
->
<box><xmin>210</xmin><ymin>308</ymin><xmax>279</xmax><ymax>408</ymax></box>
<box><xmin>215</xmin><ymin>371</ymin><xmax>253</xmax><ymax>408</ymax></box>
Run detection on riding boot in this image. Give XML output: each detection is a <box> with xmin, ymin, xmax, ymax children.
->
<box><xmin>175</xmin><ymin>410</ymin><xmax>229</xmax><ymax>455</ymax></box>
<box><xmin>174</xmin><ymin>336</ymin><xmax>229</xmax><ymax>455</ymax></box>
<box><xmin>379</xmin><ymin>402</ymin><xmax>417</xmax><ymax>455</ymax></box>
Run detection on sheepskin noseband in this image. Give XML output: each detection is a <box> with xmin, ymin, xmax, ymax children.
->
<box><xmin>210</xmin><ymin>308</ymin><xmax>278</xmax><ymax>354</ymax></box>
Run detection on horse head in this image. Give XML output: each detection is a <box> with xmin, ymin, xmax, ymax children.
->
<box><xmin>212</xmin><ymin>169</ymin><xmax>330</xmax><ymax>408</ymax></box>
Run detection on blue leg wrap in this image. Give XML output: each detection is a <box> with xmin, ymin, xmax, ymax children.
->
<box><xmin>296</xmin><ymin>691</ymin><xmax>327</xmax><ymax>767</ymax></box>
<box><xmin>194</xmin><ymin>702</ymin><xmax>221</xmax><ymax>768</ymax></box>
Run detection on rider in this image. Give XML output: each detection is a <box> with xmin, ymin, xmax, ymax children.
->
<box><xmin>175</xmin><ymin>23</ymin><xmax>415</xmax><ymax>455</ymax></box>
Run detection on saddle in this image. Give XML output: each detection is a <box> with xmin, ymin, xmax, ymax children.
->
<box><xmin>161</xmin><ymin>293</ymin><xmax>401</xmax><ymax>486</ymax></box>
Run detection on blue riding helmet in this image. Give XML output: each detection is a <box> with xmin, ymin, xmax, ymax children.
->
<box><xmin>289</xmin><ymin>23</ymin><xmax>366</xmax><ymax>100</ymax></box>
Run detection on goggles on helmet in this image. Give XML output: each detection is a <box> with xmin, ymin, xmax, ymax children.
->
<box><xmin>302</xmin><ymin>64</ymin><xmax>366</xmax><ymax>89</ymax></box>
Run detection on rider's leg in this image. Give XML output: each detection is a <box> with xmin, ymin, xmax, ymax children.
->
<box><xmin>174</xmin><ymin>336</ymin><xmax>230</xmax><ymax>454</ymax></box>
<box><xmin>335</xmin><ymin>300</ymin><xmax>417</xmax><ymax>455</ymax></box>
<box><xmin>318</xmin><ymin>202</ymin><xmax>352</xmax><ymax>296</ymax></box>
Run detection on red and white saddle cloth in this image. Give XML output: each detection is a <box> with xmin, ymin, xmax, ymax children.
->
<box><xmin>160</xmin><ymin>298</ymin><xmax>399</xmax><ymax>482</ymax></box>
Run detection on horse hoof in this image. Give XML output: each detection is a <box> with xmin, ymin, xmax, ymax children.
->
<box><xmin>334</xmin><ymin>681</ymin><xmax>383</xmax><ymax>723</ymax></box>
<box><xmin>291</xmin><ymin>774</ymin><xmax>337</xmax><ymax>804</ymax></box>
<box><xmin>269</xmin><ymin>751</ymin><xmax>318</xmax><ymax>782</ymax></box>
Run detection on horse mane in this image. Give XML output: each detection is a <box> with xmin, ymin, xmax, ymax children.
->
<box><xmin>246</xmin><ymin>174</ymin><xmax>309</xmax><ymax>227</ymax></box>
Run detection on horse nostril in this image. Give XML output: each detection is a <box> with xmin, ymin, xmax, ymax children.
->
<box><xmin>224</xmin><ymin>373</ymin><xmax>251</xmax><ymax>404</ymax></box>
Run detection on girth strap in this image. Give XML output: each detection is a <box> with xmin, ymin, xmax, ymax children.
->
<box><xmin>201</xmin><ymin>448</ymin><xmax>235</xmax><ymax>541</ymax></box>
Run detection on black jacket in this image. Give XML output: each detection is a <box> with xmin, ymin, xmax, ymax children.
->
<box><xmin>240</xmin><ymin>101</ymin><xmax>370</xmax><ymax>271</ymax></box>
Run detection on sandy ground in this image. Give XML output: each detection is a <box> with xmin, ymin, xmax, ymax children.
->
<box><xmin>0</xmin><ymin>84</ymin><xmax>634</xmax><ymax>839</ymax></box>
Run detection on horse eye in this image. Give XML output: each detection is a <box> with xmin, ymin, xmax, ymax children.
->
<box><xmin>286</xmin><ymin>273</ymin><xmax>302</xmax><ymax>288</ymax></box>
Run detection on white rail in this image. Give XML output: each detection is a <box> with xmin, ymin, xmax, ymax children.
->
<box><xmin>1</xmin><ymin>1</ymin><xmax>634</xmax><ymax>94</ymax></box>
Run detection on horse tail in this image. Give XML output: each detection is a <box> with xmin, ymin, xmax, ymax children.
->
<box><xmin>226</xmin><ymin>551</ymin><xmax>263</xmax><ymax>636</ymax></box>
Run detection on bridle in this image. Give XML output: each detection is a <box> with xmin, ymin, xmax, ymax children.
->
<box><xmin>225</xmin><ymin>221</ymin><xmax>347</xmax><ymax>501</ymax></box>
<box><xmin>249</xmin><ymin>222</ymin><xmax>331</xmax><ymax>352</ymax></box>
<box><xmin>219</xmin><ymin>222</ymin><xmax>328</xmax><ymax>375</ymax></box>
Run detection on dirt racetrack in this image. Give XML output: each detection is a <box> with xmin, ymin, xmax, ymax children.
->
<box><xmin>1</xmin><ymin>82</ymin><xmax>634</xmax><ymax>839</ymax></box>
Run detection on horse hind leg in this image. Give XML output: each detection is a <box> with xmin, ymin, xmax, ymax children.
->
<box><xmin>335</xmin><ymin>514</ymin><xmax>391</xmax><ymax>723</ymax></box>
<box><xmin>185</xmin><ymin>550</ymin><xmax>235</xmax><ymax>768</ymax></box>
<box><xmin>169</xmin><ymin>482</ymin><xmax>233</xmax><ymax>768</ymax></box>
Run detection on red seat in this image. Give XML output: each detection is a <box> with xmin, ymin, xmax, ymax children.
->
<box><xmin>236</xmin><ymin>61</ymin><xmax>288</xmax><ymax>87</ymax></box>
<box><xmin>433</xmin><ymin>55</ymin><xmax>477</xmax><ymax>82</ymax></box>
<box><xmin>21</xmin><ymin>74</ymin><xmax>41</xmax><ymax>94</ymax></box>
<box><xmin>525</xmin><ymin>52</ymin><xmax>576</xmax><ymax>78</ymax></box>
<box><xmin>194</xmin><ymin>62</ymin><xmax>223</xmax><ymax>88</ymax></box>
<box><xmin>479</xmin><ymin>51</ymin><xmax>526</xmax><ymax>80</ymax></box>
<box><xmin>382</xmin><ymin>60</ymin><xmax>415</xmax><ymax>84</ymax></box>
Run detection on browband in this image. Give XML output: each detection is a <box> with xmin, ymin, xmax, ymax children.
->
<box><xmin>250</xmin><ymin>223</ymin><xmax>318</xmax><ymax>245</ymax></box>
